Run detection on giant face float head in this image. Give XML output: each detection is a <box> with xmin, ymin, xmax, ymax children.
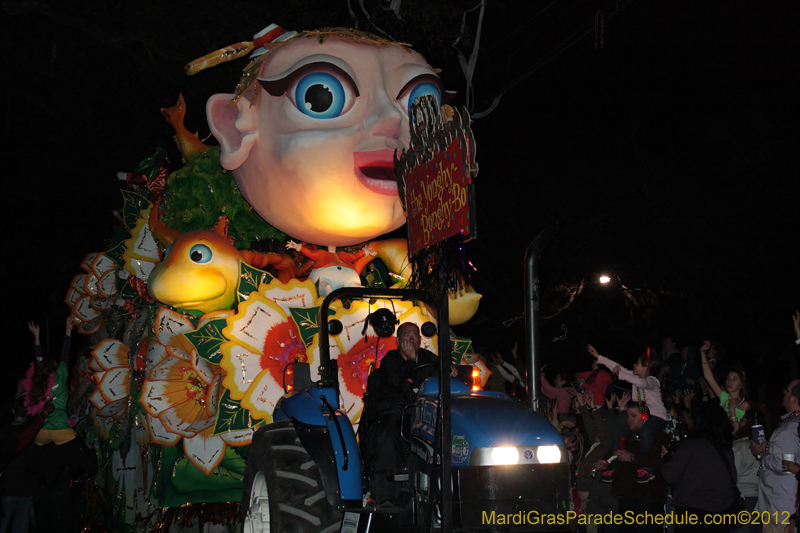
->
<box><xmin>206</xmin><ymin>29</ymin><xmax>444</xmax><ymax>248</ymax></box>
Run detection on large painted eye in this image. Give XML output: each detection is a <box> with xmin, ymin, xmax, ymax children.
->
<box><xmin>397</xmin><ymin>74</ymin><xmax>443</xmax><ymax>114</ymax></box>
<box><xmin>259</xmin><ymin>62</ymin><xmax>359</xmax><ymax>120</ymax></box>
<box><xmin>294</xmin><ymin>72</ymin><xmax>349</xmax><ymax>119</ymax></box>
<box><xmin>189</xmin><ymin>244</ymin><xmax>212</xmax><ymax>264</ymax></box>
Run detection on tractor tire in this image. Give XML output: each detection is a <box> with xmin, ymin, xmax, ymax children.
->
<box><xmin>242</xmin><ymin>420</ymin><xmax>343</xmax><ymax>533</ymax></box>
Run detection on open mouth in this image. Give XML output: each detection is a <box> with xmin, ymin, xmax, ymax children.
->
<box><xmin>354</xmin><ymin>149</ymin><xmax>399</xmax><ymax>196</ymax></box>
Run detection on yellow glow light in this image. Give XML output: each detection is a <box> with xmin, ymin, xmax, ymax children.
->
<box><xmin>491</xmin><ymin>447</ymin><xmax>519</xmax><ymax>465</ymax></box>
<box><xmin>537</xmin><ymin>445</ymin><xmax>562</xmax><ymax>464</ymax></box>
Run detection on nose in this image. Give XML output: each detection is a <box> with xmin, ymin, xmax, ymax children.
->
<box><xmin>364</xmin><ymin>92</ymin><xmax>407</xmax><ymax>149</ymax></box>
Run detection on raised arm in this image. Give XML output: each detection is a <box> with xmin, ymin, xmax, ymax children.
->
<box><xmin>699</xmin><ymin>340</ymin><xmax>724</xmax><ymax>398</ymax></box>
<box><xmin>794</xmin><ymin>311</ymin><xmax>800</xmax><ymax>343</ymax></box>
<box><xmin>28</xmin><ymin>320</ymin><xmax>42</xmax><ymax>360</ymax></box>
<box><xmin>492</xmin><ymin>352</ymin><xmax>521</xmax><ymax>383</ymax></box>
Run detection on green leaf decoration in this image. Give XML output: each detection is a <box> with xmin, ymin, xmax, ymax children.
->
<box><xmin>120</xmin><ymin>190</ymin><xmax>150</xmax><ymax>231</ymax></box>
<box><xmin>214</xmin><ymin>389</ymin><xmax>261</xmax><ymax>435</ymax></box>
<box><xmin>362</xmin><ymin>258</ymin><xmax>390</xmax><ymax>289</ymax></box>
<box><xmin>163</xmin><ymin>148</ymin><xmax>285</xmax><ymax>248</ymax></box>
<box><xmin>105</xmin><ymin>229</ymin><xmax>129</xmax><ymax>267</ymax></box>
<box><xmin>132</xmin><ymin>149</ymin><xmax>168</xmax><ymax>179</ymax></box>
<box><xmin>182</xmin><ymin>317</ymin><xmax>228</xmax><ymax>364</ymax></box>
<box><xmin>288</xmin><ymin>306</ymin><xmax>336</xmax><ymax>347</ymax></box>
<box><xmin>450</xmin><ymin>338</ymin><xmax>473</xmax><ymax>365</ymax></box>
<box><xmin>237</xmin><ymin>262</ymin><xmax>274</xmax><ymax>303</ymax></box>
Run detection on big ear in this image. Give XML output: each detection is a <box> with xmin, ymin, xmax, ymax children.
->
<box><xmin>206</xmin><ymin>94</ymin><xmax>259</xmax><ymax>170</ymax></box>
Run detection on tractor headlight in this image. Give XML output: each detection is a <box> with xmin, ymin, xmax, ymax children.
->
<box><xmin>490</xmin><ymin>447</ymin><xmax>519</xmax><ymax>465</ymax></box>
<box><xmin>468</xmin><ymin>445</ymin><xmax>566</xmax><ymax>465</ymax></box>
<box><xmin>536</xmin><ymin>445</ymin><xmax>561</xmax><ymax>464</ymax></box>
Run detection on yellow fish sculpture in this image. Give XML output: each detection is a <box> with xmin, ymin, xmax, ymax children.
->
<box><xmin>147</xmin><ymin>202</ymin><xmax>297</xmax><ymax>313</ymax></box>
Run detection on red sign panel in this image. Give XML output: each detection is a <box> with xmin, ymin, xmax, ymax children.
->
<box><xmin>403</xmin><ymin>138</ymin><xmax>473</xmax><ymax>257</ymax></box>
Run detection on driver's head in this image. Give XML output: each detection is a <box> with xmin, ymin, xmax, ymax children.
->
<box><xmin>396</xmin><ymin>322</ymin><xmax>421</xmax><ymax>348</ymax></box>
<box><xmin>206</xmin><ymin>28</ymin><xmax>445</xmax><ymax>247</ymax></box>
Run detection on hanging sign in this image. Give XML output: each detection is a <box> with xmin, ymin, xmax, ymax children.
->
<box><xmin>395</xmin><ymin>97</ymin><xmax>478</xmax><ymax>257</ymax></box>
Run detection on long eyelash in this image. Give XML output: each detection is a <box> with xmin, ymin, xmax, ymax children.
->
<box><xmin>396</xmin><ymin>74</ymin><xmax>445</xmax><ymax>101</ymax></box>
<box><xmin>258</xmin><ymin>62</ymin><xmax>360</xmax><ymax>97</ymax></box>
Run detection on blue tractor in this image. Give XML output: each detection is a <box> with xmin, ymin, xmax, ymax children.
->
<box><xmin>241</xmin><ymin>236</ymin><xmax>570</xmax><ymax>532</ymax></box>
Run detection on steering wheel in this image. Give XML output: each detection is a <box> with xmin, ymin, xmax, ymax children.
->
<box><xmin>401</xmin><ymin>362</ymin><xmax>439</xmax><ymax>386</ymax></box>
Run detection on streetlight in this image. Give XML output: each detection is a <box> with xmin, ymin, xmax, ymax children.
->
<box><xmin>599</xmin><ymin>275</ymin><xmax>611</xmax><ymax>284</ymax></box>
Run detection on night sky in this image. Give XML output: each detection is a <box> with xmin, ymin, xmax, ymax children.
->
<box><xmin>3</xmin><ymin>1</ymin><xmax>799</xmax><ymax>403</ymax></box>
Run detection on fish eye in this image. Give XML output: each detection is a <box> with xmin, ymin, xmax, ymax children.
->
<box><xmin>259</xmin><ymin>62</ymin><xmax>359</xmax><ymax>120</ymax></box>
<box><xmin>189</xmin><ymin>244</ymin><xmax>212</xmax><ymax>264</ymax></box>
<box><xmin>397</xmin><ymin>74</ymin><xmax>443</xmax><ymax>114</ymax></box>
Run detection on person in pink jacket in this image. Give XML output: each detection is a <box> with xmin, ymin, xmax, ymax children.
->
<box><xmin>589</xmin><ymin>344</ymin><xmax>668</xmax><ymax>484</ymax></box>
<box><xmin>540</xmin><ymin>368</ymin><xmax>573</xmax><ymax>415</ymax></box>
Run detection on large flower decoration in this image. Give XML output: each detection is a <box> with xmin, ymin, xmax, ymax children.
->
<box><xmin>220</xmin><ymin>279</ymin><xmax>324</xmax><ymax>422</ymax></box>
<box><xmin>139</xmin><ymin>307</ymin><xmax>250</xmax><ymax>475</ymax></box>
<box><xmin>65</xmin><ymin>252</ymin><xmax>119</xmax><ymax>335</ymax></box>
<box><xmin>88</xmin><ymin>338</ymin><xmax>132</xmax><ymax>420</ymax></box>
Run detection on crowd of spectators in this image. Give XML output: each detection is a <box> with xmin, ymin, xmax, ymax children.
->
<box><xmin>489</xmin><ymin>314</ymin><xmax>800</xmax><ymax>533</ymax></box>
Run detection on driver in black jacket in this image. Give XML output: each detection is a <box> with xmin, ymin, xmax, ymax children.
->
<box><xmin>378</xmin><ymin>323</ymin><xmax>441</xmax><ymax>403</ymax></box>
<box><xmin>366</xmin><ymin>323</ymin><xmax>455</xmax><ymax>480</ymax></box>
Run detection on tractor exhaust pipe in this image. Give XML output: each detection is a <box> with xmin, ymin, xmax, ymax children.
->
<box><xmin>524</xmin><ymin>226</ymin><xmax>554</xmax><ymax>411</ymax></box>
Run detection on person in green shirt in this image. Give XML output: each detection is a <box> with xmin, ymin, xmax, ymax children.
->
<box><xmin>30</xmin><ymin>317</ymin><xmax>76</xmax><ymax>446</ymax></box>
<box><xmin>700</xmin><ymin>340</ymin><xmax>750</xmax><ymax>434</ymax></box>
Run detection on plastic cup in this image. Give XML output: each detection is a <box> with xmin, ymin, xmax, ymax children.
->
<box><xmin>751</xmin><ymin>425</ymin><xmax>766</xmax><ymax>445</ymax></box>
<box><xmin>783</xmin><ymin>454</ymin><xmax>796</xmax><ymax>475</ymax></box>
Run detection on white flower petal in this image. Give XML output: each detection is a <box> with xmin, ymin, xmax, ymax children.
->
<box><xmin>219</xmin><ymin>342</ymin><xmax>268</xmax><ymax>399</ymax></box>
<box><xmin>92</xmin><ymin>339</ymin><xmax>130</xmax><ymax>369</ymax></box>
<box><xmin>206</xmin><ymin>374</ymin><xmax>221</xmax><ymax>418</ymax></box>
<box><xmin>258</xmin><ymin>279</ymin><xmax>319</xmax><ymax>317</ymax></box>
<box><xmin>183</xmin><ymin>430</ymin><xmax>226</xmax><ymax>476</ymax></box>
<box><xmin>220</xmin><ymin>427</ymin><xmax>256</xmax><ymax>447</ymax></box>
<box><xmin>97</xmin><ymin>270</ymin><xmax>118</xmax><ymax>297</ymax></box>
<box><xmin>140</xmin><ymin>379</ymin><xmax>171</xmax><ymax>416</ymax></box>
<box><xmin>80</xmin><ymin>253</ymin><xmax>99</xmax><ymax>272</ymax></box>
<box><xmin>89</xmin><ymin>388</ymin><xmax>106</xmax><ymax>410</ymax></box>
<box><xmin>223</xmin><ymin>292</ymin><xmax>286</xmax><ymax>355</ymax></box>
<box><xmin>154</xmin><ymin>307</ymin><xmax>196</xmax><ymax>348</ymax></box>
<box><xmin>98</xmin><ymin>398</ymin><xmax>127</xmax><ymax>420</ymax></box>
<box><xmin>83</xmin><ymin>272</ymin><xmax>99</xmax><ymax>296</ymax></box>
<box><xmin>74</xmin><ymin>295</ymin><xmax>101</xmax><ymax>321</ymax></box>
<box><xmin>242</xmin><ymin>371</ymin><xmax>281</xmax><ymax>422</ymax></box>
<box><xmin>98</xmin><ymin>367</ymin><xmax>130</xmax><ymax>402</ymax></box>
<box><xmin>147</xmin><ymin>415</ymin><xmax>182</xmax><ymax>446</ymax></box>
<box><xmin>147</xmin><ymin>341</ymin><xmax>167</xmax><ymax>370</ymax></box>
<box><xmin>91</xmin><ymin>253</ymin><xmax>116</xmax><ymax>277</ymax></box>
<box><xmin>192</xmin><ymin>352</ymin><xmax>215</xmax><ymax>386</ymax></box>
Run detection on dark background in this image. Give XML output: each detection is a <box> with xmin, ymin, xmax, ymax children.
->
<box><xmin>2</xmin><ymin>0</ymin><xmax>799</xmax><ymax>404</ymax></box>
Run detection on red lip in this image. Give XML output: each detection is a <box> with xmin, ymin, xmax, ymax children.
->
<box><xmin>354</xmin><ymin>149</ymin><xmax>399</xmax><ymax>196</ymax></box>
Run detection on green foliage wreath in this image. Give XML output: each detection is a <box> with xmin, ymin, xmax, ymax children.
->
<box><xmin>162</xmin><ymin>147</ymin><xmax>285</xmax><ymax>248</ymax></box>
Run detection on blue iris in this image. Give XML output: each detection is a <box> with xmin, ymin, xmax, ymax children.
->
<box><xmin>294</xmin><ymin>72</ymin><xmax>346</xmax><ymax>119</ymax></box>
<box><xmin>408</xmin><ymin>82</ymin><xmax>441</xmax><ymax>109</ymax></box>
<box><xmin>189</xmin><ymin>244</ymin><xmax>212</xmax><ymax>264</ymax></box>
